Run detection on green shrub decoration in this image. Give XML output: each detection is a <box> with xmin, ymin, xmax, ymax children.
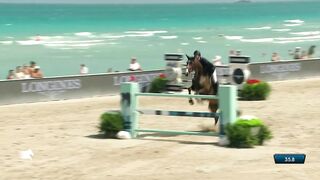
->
<box><xmin>99</xmin><ymin>111</ymin><xmax>124</xmax><ymax>137</ymax></box>
<box><xmin>239</xmin><ymin>79</ymin><xmax>271</xmax><ymax>100</ymax></box>
<box><xmin>226</xmin><ymin>116</ymin><xmax>272</xmax><ymax>148</ymax></box>
<box><xmin>149</xmin><ymin>73</ymin><xmax>168</xmax><ymax>93</ymax></box>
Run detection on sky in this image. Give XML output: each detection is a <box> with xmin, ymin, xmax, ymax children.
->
<box><xmin>0</xmin><ymin>0</ymin><xmax>312</xmax><ymax>4</ymax></box>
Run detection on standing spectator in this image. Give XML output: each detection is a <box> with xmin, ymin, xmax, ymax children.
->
<box><xmin>293</xmin><ymin>47</ymin><xmax>301</xmax><ymax>59</ymax></box>
<box><xmin>235</xmin><ymin>50</ymin><xmax>241</xmax><ymax>56</ymax></box>
<box><xmin>80</xmin><ymin>64</ymin><xmax>89</xmax><ymax>74</ymax></box>
<box><xmin>128</xmin><ymin>57</ymin><xmax>142</xmax><ymax>71</ymax></box>
<box><xmin>271</xmin><ymin>52</ymin><xmax>280</xmax><ymax>61</ymax></box>
<box><xmin>31</xmin><ymin>66</ymin><xmax>43</xmax><ymax>78</ymax></box>
<box><xmin>229</xmin><ymin>49</ymin><xmax>236</xmax><ymax>56</ymax></box>
<box><xmin>28</xmin><ymin>61</ymin><xmax>37</xmax><ymax>75</ymax></box>
<box><xmin>307</xmin><ymin>45</ymin><xmax>316</xmax><ymax>58</ymax></box>
<box><xmin>15</xmin><ymin>66</ymin><xmax>25</xmax><ymax>79</ymax></box>
<box><xmin>7</xmin><ymin>70</ymin><xmax>15</xmax><ymax>80</ymax></box>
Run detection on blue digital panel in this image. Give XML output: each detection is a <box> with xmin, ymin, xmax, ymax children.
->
<box><xmin>274</xmin><ymin>154</ymin><xmax>306</xmax><ymax>164</ymax></box>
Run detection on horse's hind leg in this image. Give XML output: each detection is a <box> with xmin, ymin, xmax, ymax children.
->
<box><xmin>208</xmin><ymin>100</ymin><xmax>219</xmax><ymax>125</ymax></box>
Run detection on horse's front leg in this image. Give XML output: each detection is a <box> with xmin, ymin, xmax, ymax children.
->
<box><xmin>188</xmin><ymin>87</ymin><xmax>194</xmax><ymax>105</ymax></box>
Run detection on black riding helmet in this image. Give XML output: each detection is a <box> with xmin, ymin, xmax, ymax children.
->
<box><xmin>193</xmin><ymin>50</ymin><xmax>201</xmax><ymax>56</ymax></box>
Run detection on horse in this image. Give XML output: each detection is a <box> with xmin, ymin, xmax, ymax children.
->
<box><xmin>185</xmin><ymin>55</ymin><xmax>219</xmax><ymax>125</ymax></box>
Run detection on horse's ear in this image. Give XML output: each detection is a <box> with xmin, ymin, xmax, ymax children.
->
<box><xmin>186</xmin><ymin>54</ymin><xmax>191</xmax><ymax>60</ymax></box>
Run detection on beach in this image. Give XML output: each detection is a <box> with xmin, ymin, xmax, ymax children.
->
<box><xmin>1</xmin><ymin>77</ymin><xmax>320</xmax><ymax>179</ymax></box>
<box><xmin>1</xmin><ymin>2</ymin><xmax>320</xmax><ymax>78</ymax></box>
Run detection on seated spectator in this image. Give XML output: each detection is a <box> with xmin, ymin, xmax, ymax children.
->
<box><xmin>31</xmin><ymin>66</ymin><xmax>43</xmax><ymax>78</ymax></box>
<box><xmin>128</xmin><ymin>57</ymin><xmax>142</xmax><ymax>71</ymax></box>
<box><xmin>22</xmin><ymin>64</ymin><xmax>31</xmax><ymax>79</ymax></box>
<box><xmin>271</xmin><ymin>52</ymin><xmax>280</xmax><ymax>61</ymax></box>
<box><xmin>80</xmin><ymin>64</ymin><xmax>89</xmax><ymax>74</ymax></box>
<box><xmin>15</xmin><ymin>66</ymin><xmax>25</xmax><ymax>79</ymax></box>
<box><xmin>7</xmin><ymin>70</ymin><xmax>15</xmax><ymax>80</ymax></box>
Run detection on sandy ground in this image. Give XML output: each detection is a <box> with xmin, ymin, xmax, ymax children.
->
<box><xmin>1</xmin><ymin>78</ymin><xmax>320</xmax><ymax>180</ymax></box>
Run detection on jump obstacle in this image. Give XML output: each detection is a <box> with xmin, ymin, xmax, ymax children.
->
<box><xmin>120</xmin><ymin>82</ymin><xmax>237</xmax><ymax>141</ymax></box>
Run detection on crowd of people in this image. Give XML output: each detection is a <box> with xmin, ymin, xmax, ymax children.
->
<box><xmin>271</xmin><ymin>45</ymin><xmax>316</xmax><ymax>62</ymax></box>
<box><xmin>6</xmin><ymin>61</ymin><xmax>43</xmax><ymax>80</ymax></box>
<box><xmin>3</xmin><ymin>44</ymin><xmax>317</xmax><ymax>80</ymax></box>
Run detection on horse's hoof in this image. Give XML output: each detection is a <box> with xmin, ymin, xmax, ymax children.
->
<box><xmin>189</xmin><ymin>99</ymin><xmax>194</xmax><ymax>105</ymax></box>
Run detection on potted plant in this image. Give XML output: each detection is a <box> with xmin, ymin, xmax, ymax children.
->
<box><xmin>225</xmin><ymin>115</ymin><xmax>272</xmax><ymax>148</ymax></box>
<box><xmin>239</xmin><ymin>79</ymin><xmax>271</xmax><ymax>100</ymax></box>
<box><xmin>149</xmin><ymin>73</ymin><xmax>169</xmax><ymax>93</ymax></box>
<box><xmin>98</xmin><ymin>111</ymin><xmax>124</xmax><ymax>138</ymax></box>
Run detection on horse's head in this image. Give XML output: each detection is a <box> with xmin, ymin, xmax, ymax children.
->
<box><xmin>186</xmin><ymin>54</ymin><xmax>195</xmax><ymax>74</ymax></box>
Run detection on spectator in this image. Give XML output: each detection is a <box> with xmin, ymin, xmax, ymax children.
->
<box><xmin>31</xmin><ymin>66</ymin><xmax>43</xmax><ymax>78</ymax></box>
<box><xmin>271</xmin><ymin>52</ymin><xmax>280</xmax><ymax>61</ymax></box>
<box><xmin>7</xmin><ymin>70</ymin><xmax>15</xmax><ymax>80</ymax></box>
<box><xmin>229</xmin><ymin>50</ymin><xmax>236</xmax><ymax>56</ymax></box>
<box><xmin>212</xmin><ymin>55</ymin><xmax>222</xmax><ymax>65</ymax></box>
<box><xmin>293</xmin><ymin>47</ymin><xmax>301</xmax><ymax>59</ymax></box>
<box><xmin>22</xmin><ymin>64</ymin><xmax>31</xmax><ymax>79</ymax></box>
<box><xmin>128</xmin><ymin>57</ymin><xmax>142</xmax><ymax>71</ymax></box>
<box><xmin>15</xmin><ymin>66</ymin><xmax>25</xmax><ymax>79</ymax></box>
<box><xmin>28</xmin><ymin>61</ymin><xmax>37</xmax><ymax>75</ymax></box>
<box><xmin>80</xmin><ymin>64</ymin><xmax>89</xmax><ymax>74</ymax></box>
<box><xmin>107</xmin><ymin>68</ymin><xmax>113</xmax><ymax>73</ymax></box>
<box><xmin>307</xmin><ymin>45</ymin><xmax>316</xmax><ymax>58</ymax></box>
<box><xmin>235</xmin><ymin>50</ymin><xmax>241</xmax><ymax>56</ymax></box>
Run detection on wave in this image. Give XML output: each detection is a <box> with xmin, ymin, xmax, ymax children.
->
<box><xmin>44</xmin><ymin>43</ymin><xmax>106</xmax><ymax>48</ymax></box>
<box><xmin>180</xmin><ymin>42</ymin><xmax>189</xmax><ymax>45</ymax></box>
<box><xmin>275</xmin><ymin>35</ymin><xmax>320</xmax><ymax>41</ymax></box>
<box><xmin>5</xmin><ymin>24</ymin><xmax>12</xmax><ymax>26</ymax></box>
<box><xmin>240</xmin><ymin>38</ymin><xmax>273</xmax><ymax>43</ymax></box>
<box><xmin>0</xmin><ymin>41</ymin><xmax>13</xmax><ymax>45</ymax></box>
<box><xmin>246</xmin><ymin>26</ymin><xmax>271</xmax><ymax>30</ymax></box>
<box><xmin>101</xmin><ymin>34</ymin><xmax>126</xmax><ymax>39</ymax></box>
<box><xmin>284</xmin><ymin>19</ymin><xmax>304</xmax><ymax>24</ymax></box>
<box><xmin>274</xmin><ymin>39</ymin><xmax>320</xmax><ymax>44</ymax></box>
<box><xmin>160</xmin><ymin>36</ymin><xmax>177</xmax><ymax>39</ymax></box>
<box><xmin>271</xmin><ymin>29</ymin><xmax>291</xmax><ymax>32</ymax></box>
<box><xmin>125</xmin><ymin>33</ymin><xmax>154</xmax><ymax>37</ymax></box>
<box><xmin>197</xmin><ymin>40</ymin><xmax>207</xmax><ymax>43</ymax></box>
<box><xmin>16</xmin><ymin>40</ymin><xmax>43</xmax><ymax>45</ymax></box>
<box><xmin>224</xmin><ymin>36</ymin><xmax>243</xmax><ymax>40</ymax></box>
<box><xmin>17</xmin><ymin>39</ymin><xmax>106</xmax><ymax>46</ymax></box>
<box><xmin>124</xmin><ymin>30</ymin><xmax>167</xmax><ymax>34</ymax></box>
<box><xmin>290</xmin><ymin>31</ymin><xmax>320</xmax><ymax>36</ymax></box>
<box><xmin>192</xmin><ymin>37</ymin><xmax>203</xmax><ymax>40</ymax></box>
<box><xmin>74</xmin><ymin>32</ymin><xmax>94</xmax><ymax>37</ymax></box>
<box><xmin>225</xmin><ymin>34</ymin><xmax>320</xmax><ymax>44</ymax></box>
<box><xmin>283</xmin><ymin>23</ymin><xmax>302</xmax><ymax>27</ymax></box>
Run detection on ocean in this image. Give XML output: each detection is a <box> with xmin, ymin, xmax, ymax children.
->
<box><xmin>0</xmin><ymin>1</ymin><xmax>320</xmax><ymax>78</ymax></box>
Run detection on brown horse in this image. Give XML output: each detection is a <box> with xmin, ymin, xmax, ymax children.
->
<box><xmin>186</xmin><ymin>55</ymin><xmax>219</xmax><ymax>124</ymax></box>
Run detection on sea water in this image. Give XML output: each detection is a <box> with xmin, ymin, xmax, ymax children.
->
<box><xmin>0</xmin><ymin>1</ymin><xmax>319</xmax><ymax>78</ymax></box>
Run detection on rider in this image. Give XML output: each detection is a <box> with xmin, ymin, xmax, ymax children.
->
<box><xmin>193</xmin><ymin>50</ymin><xmax>219</xmax><ymax>94</ymax></box>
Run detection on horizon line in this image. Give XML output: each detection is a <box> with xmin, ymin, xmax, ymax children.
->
<box><xmin>0</xmin><ymin>0</ymin><xmax>316</xmax><ymax>5</ymax></box>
